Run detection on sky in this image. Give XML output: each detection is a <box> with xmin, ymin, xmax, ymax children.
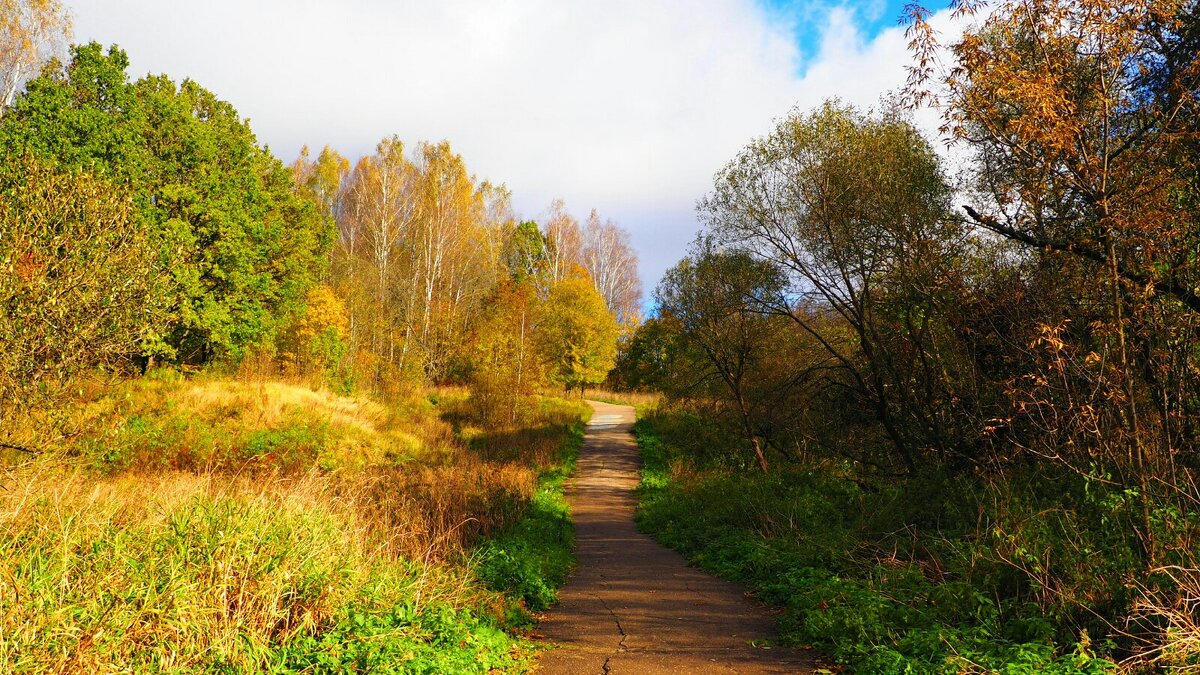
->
<box><xmin>69</xmin><ymin>0</ymin><xmax>962</xmax><ymax>303</ymax></box>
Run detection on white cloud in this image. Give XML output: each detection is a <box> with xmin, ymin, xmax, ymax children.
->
<box><xmin>68</xmin><ymin>0</ymin><xmax>963</xmax><ymax>297</ymax></box>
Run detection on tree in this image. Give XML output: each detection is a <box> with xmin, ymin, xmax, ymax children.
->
<box><xmin>537</xmin><ymin>276</ymin><xmax>620</xmax><ymax>394</ymax></box>
<box><xmin>468</xmin><ymin>280</ymin><xmax>543</xmax><ymax>424</ymax></box>
<box><xmin>928</xmin><ymin>0</ymin><xmax>1200</xmax><ymax>312</ymax></box>
<box><xmin>543</xmin><ymin>199</ymin><xmax>583</xmax><ymax>285</ymax></box>
<box><xmin>905</xmin><ymin>0</ymin><xmax>1200</xmax><ymax>564</ymax></box>
<box><xmin>410</xmin><ymin>141</ymin><xmax>494</xmax><ymax>378</ymax></box>
<box><xmin>292</xmin><ymin>145</ymin><xmax>350</xmax><ymax>237</ymax></box>
<box><xmin>0</xmin><ymin>0</ymin><xmax>69</xmax><ymax>115</ymax></box>
<box><xmin>582</xmin><ymin>209</ymin><xmax>642</xmax><ymax>328</ymax></box>
<box><xmin>343</xmin><ymin>136</ymin><xmax>421</xmax><ymax>382</ymax></box>
<box><xmin>655</xmin><ymin>245</ymin><xmax>790</xmax><ymax>472</ymax></box>
<box><xmin>611</xmin><ymin>316</ymin><xmax>677</xmax><ymax>391</ymax></box>
<box><xmin>503</xmin><ymin>220</ymin><xmax>549</xmax><ymax>286</ymax></box>
<box><xmin>540</xmin><ymin>200</ymin><xmax>643</xmax><ymax>327</ymax></box>
<box><xmin>278</xmin><ymin>284</ymin><xmax>351</xmax><ymax>391</ymax></box>
<box><xmin>331</xmin><ymin>137</ymin><xmax>509</xmax><ymax>388</ymax></box>
<box><xmin>701</xmin><ymin>100</ymin><xmax>967</xmax><ymax>474</ymax></box>
<box><xmin>0</xmin><ymin>156</ymin><xmax>165</xmax><ymax>447</ymax></box>
<box><xmin>0</xmin><ymin>43</ymin><xmax>332</xmax><ymax>363</ymax></box>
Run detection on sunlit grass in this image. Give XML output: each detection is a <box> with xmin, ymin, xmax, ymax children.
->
<box><xmin>0</xmin><ymin>373</ymin><xmax>590</xmax><ymax>672</ymax></box>
<box><xmin>578</xmin><ymin>388</ymin><xmax>661</xmax><ymax>408</ymax></box>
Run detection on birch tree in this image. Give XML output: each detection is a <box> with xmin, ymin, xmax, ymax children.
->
<box><xmin>0</xmin><ymin>0</ymin><xmax>69</xmax><ymax>116</ymax></box>
<box><xmin>543</xmin><ymin>199</ymin><xmax>583</xmax><ymax>285</ymax></box>
<box><xmin>582</xmin><ymin>209</ymin><xmax>642</xmax><ymax>327</ymax></box>
<box><xmin>344</xmin><ymin>136</ymin><xmax>420</xmax><ymax>380</ymax></box>
<box><xmin>410</xmin><ymin>141</ymin><xmax>490</xmax><ymax>377</ymax></box>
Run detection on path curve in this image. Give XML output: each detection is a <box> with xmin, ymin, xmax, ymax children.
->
<box><xmin>536</xmin><ymin>401</ymin><xmax>814</xmax><ymax>674</ymax></box>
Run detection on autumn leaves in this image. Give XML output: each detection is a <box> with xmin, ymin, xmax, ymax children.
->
<box><xmin>288</xmin><ymin>139</ymin><xmax>638</xmax><ymax>406</ymax></box>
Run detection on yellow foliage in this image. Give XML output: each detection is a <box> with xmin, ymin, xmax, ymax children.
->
<box><xmin>278</xmin><ymin>284</ymin><xmax>350</xmax><ymax>386</ymax></box>
<box><xmin>538</xmin><ymin>276</ymin><xmax>620</xmax><ymax>392</ymax></box>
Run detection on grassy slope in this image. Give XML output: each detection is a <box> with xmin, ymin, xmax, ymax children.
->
<box><xmin>632</xmin><ymin>411</ymin><xmax>1119</xmax><ymax>675</ymax></box>
<box><xmin>0</xmin><ymin>372</ymin><xmax>588</xmax><ymax>673</ymax></box>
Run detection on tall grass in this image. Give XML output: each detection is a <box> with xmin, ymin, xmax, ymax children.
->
<box><xmin>578</xmin><ymin>388</ymin><xmax>662</xmax><ymax>408</ymax></box>
<box><xmin>0</xmin><ymin>372</ymin><xmax>589</xmax><ymax>672</ymax></box>
<box><xmin>633</xmin><ymin>405</ymin><xmax>1123</xmax><ymax>674</ymax></box>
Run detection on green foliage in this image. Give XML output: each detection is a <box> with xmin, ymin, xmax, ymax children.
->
<box><xmin>634</xmin><ymin>410</ymin><xmax>1122</xmax><ymax>674</ymax></box>
<box><xmin>611</xmin><ymin>317</ymin><xmax>678</xmax><ymax>391</ymax></box>
<box><xmin>476</xmin><ymin>418</ymin><xmax>583</xmax><ymax>612</ymax></box>
<box><xmin>0</xmin><ymin>42</ymin><xmax>331</xmax><ymax>364</ymax></box>
<box><xmin>92</xmin><ymin>407</ymin><xmax>329</xmax><ymax>475</ymax></box>
<box><xmin>503</xmin><ymin>220</ymin><xmax>550</xmax><ymax>286</ymax></box>
<box><xmin>275</xmin><ymin>603</ymin><xmax>526</xmax><ymax>674</ymax></box>
<box><xmin>0</xmin><ymin>155</ymin><xmax>166</xmax><ymax>444</ymax></box>
<box><xmin>0</xmin><ymin>478</ymin><xmax>535</xmax><ymax>674</ymax></box>
<box><xmin>696</xmin><ymin>99</ymin><xmax>974</xmax><ymax>475</ymax></box>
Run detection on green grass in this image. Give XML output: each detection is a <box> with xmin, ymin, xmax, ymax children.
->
<box><xmin>0</xmin><ymin>377</ymin><xmax>591</xmax><ymax>673</ymax></box>
<box><xmin>475</xmin><ymin>415</ymin><xmax>586</xmax><ymax>615</ymax></box>
<box><xmin>633</xmin><ymin>414</ymin><xmax>1120</xmax><ymax>675</ymax></box>
<box><xmin>0</xmin><ymin>467</ymin><xmax>534</xmax><ymax>673</ymax></box>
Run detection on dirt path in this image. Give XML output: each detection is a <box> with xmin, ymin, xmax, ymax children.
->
<box><xmin>536</xmin><ymin>401</ymin><xmax>814</xmax><ymax>674</ymax></box>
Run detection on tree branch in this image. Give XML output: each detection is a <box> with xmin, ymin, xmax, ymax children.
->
<box><xmin>0</xmin><ymin>440</ymin><xmax>41</xmax><ymax>455</ymax></box>
<box><xmin>962</xmin><ymin>205</ymin><xmax>1200</xmax><ymax>315</ymax></box>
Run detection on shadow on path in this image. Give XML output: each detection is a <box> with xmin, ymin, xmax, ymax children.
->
<box><xmin>536</xmin><ymin>401</ymin><xmax>815</xmax><ymax>674</ymax></box>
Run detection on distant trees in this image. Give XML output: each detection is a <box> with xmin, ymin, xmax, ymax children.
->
<box><xmin>542</xmin><ymin>199</ymin><xmax>643</xmax><ymax>328</ymax></box>
<box><xmin>305</xmin><ymin>137</ymin><xmax>507</xmax><ymax>389</ymax></box>
<box><xmin>0</xmin><ymin>38</ymin><xmax>637</xmax><ymax>442</ymax></box>
<box><xmin>287</xmin><ymin>140</ymin><xmax>639</xmax><ymax>398</ymax></box>
<box><xmin>538</xmin><ymin>276</ymin><xmax>620</xmax><ymax>395</ymax></box>
<box><xmin>582</xmin><ymin>210</ymin><xmax>642</xmax><ymax>328</ymax></box>
<box><xmin>543</xmin><ymin>200</ymin><xmax>584</xmax><ymax>286</ymax></box>
<box><xmin>470</xmin><ymin>280</ymin><xmax>542</xmax><ymax>422</ymax></box>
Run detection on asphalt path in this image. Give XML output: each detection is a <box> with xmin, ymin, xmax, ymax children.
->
<box><xmin>536</xmin><ymin>401</ymin><xmax>815</xmax><ymax>674</ymax></box>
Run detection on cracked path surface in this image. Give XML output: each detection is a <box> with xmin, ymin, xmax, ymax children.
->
<box><xmin>536</xmin><ymin>401</ymin><xmax>814</xmax><ymax>674</ymax></box>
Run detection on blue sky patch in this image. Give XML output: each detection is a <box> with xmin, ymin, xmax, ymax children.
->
<box><xmin>760</xmin><ymin>0</ymin><xmax>918</xmax><ymax>70</ymax></box>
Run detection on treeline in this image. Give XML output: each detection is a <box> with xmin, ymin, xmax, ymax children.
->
<box><xmin>619</xmin><ymin>0</ymin><xmax>1200</xmax><ymax>667</ymax></box>
<box><xmin>288</xmin><ymin>144</ymin><xmax>640</xmax><ymax>398</ymax></box>
<box><xmin>0</xmin><ymin>38</ymin><xmax>639</xmax><ymax>444</ymax></box>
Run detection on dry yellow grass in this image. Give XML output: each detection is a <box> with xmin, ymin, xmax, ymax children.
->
<box><xmin>0</xmin><ymin>457</ymin><xmax>497</xmax><ymax>671</ymax></box>
<box><xmin>0</xmin><ymin>373</ymin><xmax>589</xmax><ymax>672</ymax></box>
<box><xmin>581</xmin><ymin>388</ymin><xmax>662</xmax><ymax>408</ymax></box>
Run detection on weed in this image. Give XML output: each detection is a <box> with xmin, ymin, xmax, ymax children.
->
<box><xmin>633</xmin><ymin>411</ymin><xmax>1122</xmax><ymax>674</ymax></box>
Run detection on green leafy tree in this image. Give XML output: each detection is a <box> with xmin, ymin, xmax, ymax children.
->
<box><xmin>655</xmin><ymin>245</ymin><xmax>792</xmax><ymax>472</ymax></box>
<box><xmin>0</xmin><ymin>42</ymin><xmax>331</xmax><ymax>364</ymax></box>
<box><xmin>611</xmin><ymin>316</ymin><xmax>677</xmax><ymax>391</ymax></box>
<box><xmin>502</xmin><ymin>220</ymin><xmax>549</xmax><ymax>287</ymax></box>
<box><xmin>701</xmin><ymin>100</ymin><xmax>967</xmax><ymax>474</ymax></box>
